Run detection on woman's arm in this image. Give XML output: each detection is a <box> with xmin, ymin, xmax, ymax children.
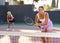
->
<box><xmin>7</xmin><ymin>15</ymin><xmax>9</xmax><ymax>22</ymax></box>
<box><xmin>34</xmin><ymin>14</ymin><xmax>39</xmax><ymax>26</ymax></box>
<box><xmin>10</xmin><ymin>14</ymin><xmax>14</xmax><ymax>20</ymax></box>
<box><xmin>35</xmin><ymin>15</ymin><xmax>38</xmax><ymax>24</ymax></box>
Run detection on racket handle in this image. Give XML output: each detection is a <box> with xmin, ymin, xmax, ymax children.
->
<box><xmin>38</xmin><ymin>26</ymin><xmax>41</xmax><ymax>28</ymax></box>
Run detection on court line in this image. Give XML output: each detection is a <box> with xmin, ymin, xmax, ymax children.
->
<box><xmin>53</xmin><ymin>27</ymin><xmax>60</xmax><ymax>30</ymax></box>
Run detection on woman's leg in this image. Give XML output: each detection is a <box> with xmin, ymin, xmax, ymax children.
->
<box><xmin>12</xmin><ymin>22</ymin><xmax>14</xmax><ymax>28</ymax></box>
<box><xmin>46</xmin><ymin>30</ymin><xmax>52</xmax><ymax>43</ymax></box>
<box><xmin>8</xmin><ymin>22</ymin><xmax>10</xmax><ymax>28</ymax></box>
<box><xmin>41</xmin><ymin>30</ymin><xmax>46</xmax><ymax>43</ymax></box>
<box><xmin>41</xmin><ymin>37</ymin><xmax>46</xmax><ymax>43</ymax></box>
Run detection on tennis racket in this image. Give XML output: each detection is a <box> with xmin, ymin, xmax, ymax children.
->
<box><xmin>24</xmin><ymin>16</ymin><xmax>41</xmax><ymax>28</ymax></box>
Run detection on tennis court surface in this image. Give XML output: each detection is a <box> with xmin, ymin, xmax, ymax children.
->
<box><xmin>0</xmin><ymin>23</ymin><xmax>60</xmax><ymax>43</ymax></box>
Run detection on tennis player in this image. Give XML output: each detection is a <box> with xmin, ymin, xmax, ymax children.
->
<box><xmin>7</xmin><ymin>11</ymin><xmax>14</xmax><ymax>29</ymax></box>
<box><xmin>34</xmin><ymin>6</ymin><xmax>53</xmax><ymax>43</ymax></box>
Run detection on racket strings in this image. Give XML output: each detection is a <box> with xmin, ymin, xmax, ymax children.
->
<box><xmin>24</xmin><ymin>17</ymin><xmax>34</xmax><ymax>25</ymax></box>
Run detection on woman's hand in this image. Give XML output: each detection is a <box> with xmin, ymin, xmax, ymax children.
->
<box><xmin>34</xmin><ymin>23</ymin><xmax>41</xmax><ymax>29</ymax></box>
<box><xmin>34</xmin><ymin>23</ymin><xmax>39</xmax><ymax>26</ymax></box>
<box><xmin>38</xmin><ymin>24</ymin><xmax>41</xmax><ymax>28</ymax></box>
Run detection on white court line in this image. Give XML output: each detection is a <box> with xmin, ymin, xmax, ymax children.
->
<box><xmin>54</xmin><ymin>27</ymin><xmax>60</xmax><ymax>30</ymax></box>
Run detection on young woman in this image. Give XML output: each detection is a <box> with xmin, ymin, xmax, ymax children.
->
<box><xmin>7</xmin><ymin>11</ymin><xmax>14</xmax><ymax>29</ymax></box>
<box><xmin>34</xmin><ymin>6</ymin><xmax>53</xmax><ymax>43</ymax></box>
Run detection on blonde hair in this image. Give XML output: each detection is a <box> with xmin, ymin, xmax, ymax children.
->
<box><xmin>7</xmin><ymin>11</ymin><xmax>12</xmax><ymax>15</ymax></box>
